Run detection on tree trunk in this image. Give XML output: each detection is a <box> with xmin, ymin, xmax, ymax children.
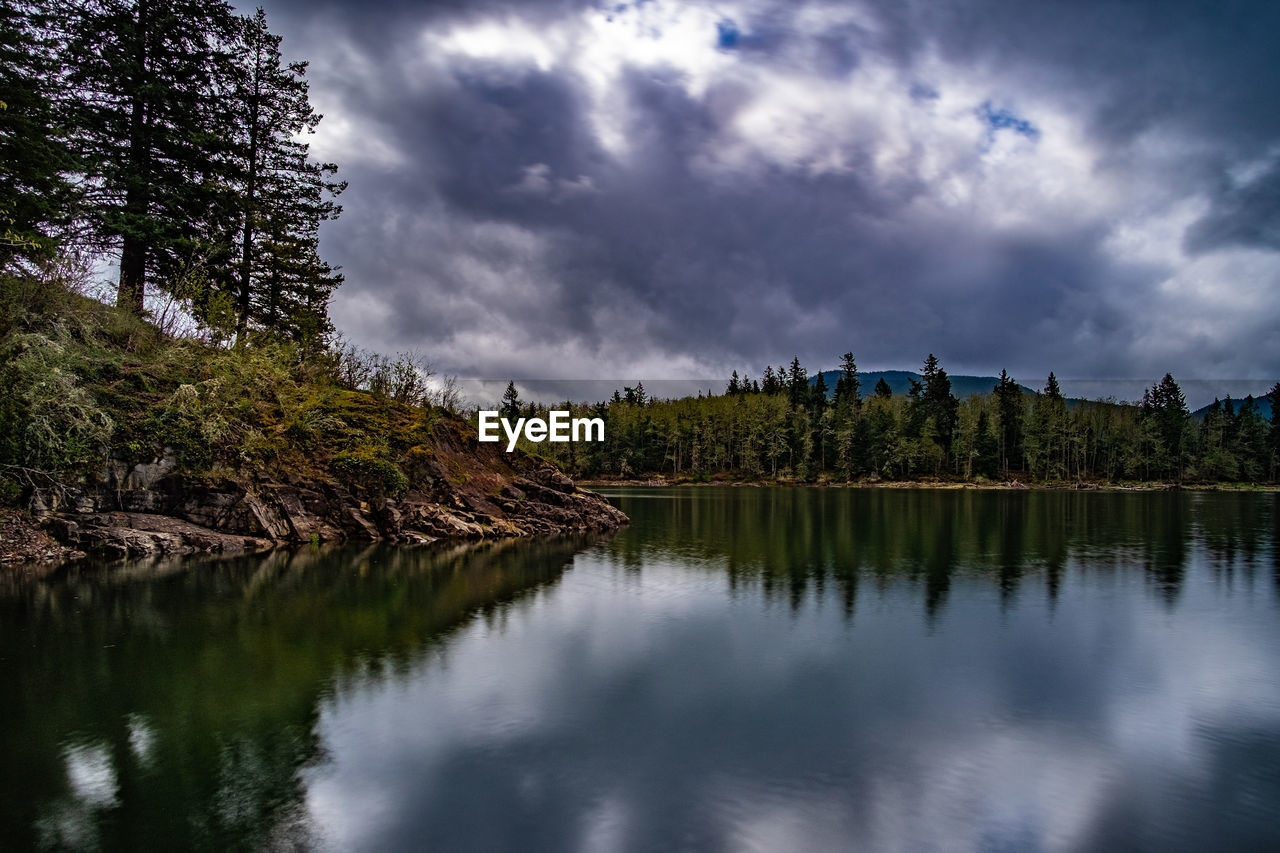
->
<box><xmin>116</xmin><ymin>236</ymin><xmax>147</xmax><ymax>314</ymax></box>
<box><xmin>116</xmin><ymin>1</ymin><xmax>151</xmax><ymax>315</ymax></box>
<box><xmin>237</xmin><ymin>40</ymin><xmax>262</xmax><ymax>341</ymax></box>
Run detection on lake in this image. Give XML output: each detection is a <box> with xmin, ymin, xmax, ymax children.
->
<box><xmin>2</xmin><ymin>487</ymin><xmax>1278</xmax><ymax>851</ymax></box>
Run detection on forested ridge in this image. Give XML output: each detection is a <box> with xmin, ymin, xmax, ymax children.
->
<box><xmin>495</xmin><ymin>354</ymin><xmax>1280</xmax><ymax>485</ymax></box>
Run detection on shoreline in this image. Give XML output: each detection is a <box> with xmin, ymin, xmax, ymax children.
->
<box><xmin>578</xmin><ymin>478</ymin><xmax>1280</xmax><ymax>492</ymax></box>
<box><xmin>1</xmin><ymin>468</ymin><xmax>628</xmax><ymax>568</ymax></box>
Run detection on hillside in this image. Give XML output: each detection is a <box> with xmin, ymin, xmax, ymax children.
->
<box><xmin>0</xmin><ymin>275</ymin><xmax>625</xmax><ymax>562</ymax></box>
<box><xmin>1193</xmin><ymin>396</ymin><xmax>1273</xmax><ymax>421</ymax></box>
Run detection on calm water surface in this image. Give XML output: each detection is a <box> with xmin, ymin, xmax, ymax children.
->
<box><xmin>2</xmin><ymin>488</ymin><xmax>1279</xmax><ymax>851</ymax></box>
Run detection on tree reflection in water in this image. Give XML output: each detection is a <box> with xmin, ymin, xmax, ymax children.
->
<box><xmin>0</xmin><ymin>535</ymin><xmax>598</xmax><ymax>851</ymax></box>
<box><xmin>1</xmin><ymin>488</ymin><xmax>1276</xmax><ymax>851</ymax></box>
<box><xmin>603</xmin><ymin>487</ymin><xmax>1277</xmax><ymax>621</ymax></box>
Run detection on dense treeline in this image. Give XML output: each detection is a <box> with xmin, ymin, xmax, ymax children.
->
<box><xmin>498</xmin><ymin>354</ymin><xmax>1280</xmax><ymax>484</ymax></box>
<box><xmin>1</xmin><ymin>0</ymin><xmax>342</xmax><ymax>342</ymax></box>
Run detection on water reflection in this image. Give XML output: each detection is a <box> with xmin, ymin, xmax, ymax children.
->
<box><xmin>0</xmin><ymin>536</ymin><xmax>596</xmax><ymax>851</ymax></box>
<box><xmin>1</xmin><ymin>490</ymin><xmax>1277</xmax><ymax>851</ymax></box>
<box><xmin>599</xmin><ymin>488</ymin><xmax>1278</xmax><ymax>620</ymax></box>
<box><xmin>301</xmin><ymin>489</ymin><xmax>1280</xmax><ymax>852</ymax></box>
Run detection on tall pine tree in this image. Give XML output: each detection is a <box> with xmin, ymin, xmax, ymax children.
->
<box><xmin>1139</xmin><ymin>373</ymin><xmax>1189</xmax><ymax>478</ymax></box>
<box><xmin>0</xmin><ymin>0</ymin><xmax>77</xmax><ymax>268</ymax></box>
<box><xmin>920</xmin><ymin>353</ymin><xmax>958</xmax><ymax>455</ymax></box>
<box><xmin>787</xmin><ymin>356</ymin><xmax>807</xmax><ymax>409</ymax></box>
<box><xmin>994</xmin><ymin>369</ymin><xmax>1024</xmax><ymax>474</ymax></box>
<box><xmin>1268</xmin><ymin>382</ymin><xmax>1280</xmax><ymax>478</ymax></box>
<box><xmin>761</xmin><ymin>366</ymin><xmax>779</xmax><ymax>396</ymax></box>
<box><xmin>220</xmin><ymin>7</ymin><xmax>344</xmax><ymax>342</ymax></box>
<box><xmin>67</xmin><ymin>0</ymin><xmax>236</xmax><ymax>314</ymax></box>
<box><xmin>1028</xmin><ymin>372</ymin><xmax>1068</xmax><ymax>479</ymax></box>
<box><xmin>834</xmin><ymin>352</ymin><xmax>861</xmax><ymax>407</ymax></box>
<box><xmin>501</xmin><ymin>381</ymin><xmax>521</xmax><ymax>420</ymax></box>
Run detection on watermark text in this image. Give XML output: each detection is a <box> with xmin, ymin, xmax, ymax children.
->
<box><xmin>478</xmin><ymin>410</ymin><xmax>605</xmax><ymax>452</ymax></box>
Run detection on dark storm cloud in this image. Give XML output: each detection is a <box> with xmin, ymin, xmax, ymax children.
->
<box><xmin>1184</xmin><ymin>164</ymin><xmax>1280</xmax><ymax>255</ymax></box>
<box><xmin>255</xmin><ymin>0</ymin><xmax>1280</xmax><ymax>389</ymax></box>
<box><xmin>911</xmin><ymin>0</ymin><xmax>1280</xmax><ymax>146</ymax></box>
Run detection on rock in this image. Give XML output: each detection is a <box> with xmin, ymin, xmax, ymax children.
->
<box><xmin>51</xmin><ymin>512</ymin><xmax>274</xmax><ymax>558</ymax></box>
<box><xmin>523</xmin><ymin>463</ymin><xmax>576</xmax><ymax>494</ymax></box>
<box><xmin>124</xmin><ymin>447</ymin><xmax>178</xmax><ymax>489</ymax></box>
<box><xmin>11</xmin><ymin>442</ymin><xmax>627</xmax><ymax>563</ymax></box>
<box><xmin>0</xmin><ymin>509</ymin><xmax>87</xmax><ymax>564</ymax></box>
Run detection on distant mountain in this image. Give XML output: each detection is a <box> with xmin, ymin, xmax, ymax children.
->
<box><xmin>813</xmin><ymin>369</ymin><xmax>1036</xmax><ymax>399</ymax></box>
<box><xmin>1192</xmin><ymin>396</ymin><xmax>1273</xmax><ymax>421</ymax></box>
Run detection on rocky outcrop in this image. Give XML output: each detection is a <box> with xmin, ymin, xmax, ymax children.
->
<box><xmin>26</xmin><ymin>460</ymin><xmax>626</xmax><ymax>560</ymax></box>
<box><xmin>42</xmin><ymin>511</ymin><xmax>273</xmax><ymax>559</ymax></box>
<box><xmin>8</xmin><ymin>400</ymin><xmax>628</xmax><ymax>561</ymax></box>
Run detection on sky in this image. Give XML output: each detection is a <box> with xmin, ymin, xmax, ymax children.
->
<box><xmin>250</xmin><ymin>0</ymin><xmax>1280</xmax><ymax>395</ymax></box>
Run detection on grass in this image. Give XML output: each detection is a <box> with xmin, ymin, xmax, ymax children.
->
<box><xmin>0</xmin><ymin>272</ymin><xmax>454</xmax><ymax>503</ymax></box>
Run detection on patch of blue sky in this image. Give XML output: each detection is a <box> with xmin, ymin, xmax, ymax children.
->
<box><xmin>977</xmin><ymin>100</ymin><xmax>1040</xmax><ymax>150</ymax></box>
<box><xmin>717</xmin><ymin>19</ymin><xmax>739</xmax><ymax>48</ymax></box>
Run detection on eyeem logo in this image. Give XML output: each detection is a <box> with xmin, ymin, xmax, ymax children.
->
<box><xmin>478</xmin><ymin>410</ymin><xmax>605</xmax><ymax>452</ymax></box>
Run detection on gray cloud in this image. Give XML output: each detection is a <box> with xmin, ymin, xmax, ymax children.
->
<box><xmin>254</xmin><ymin>0</ymin><xmax>1280</xmax><ymax>392</ymax></box>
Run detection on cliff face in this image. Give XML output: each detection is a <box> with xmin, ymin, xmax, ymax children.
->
<box><xmin>23</xmin><ymin>416</ymin><xmax>625</xmax><ymax>561</ymax></box>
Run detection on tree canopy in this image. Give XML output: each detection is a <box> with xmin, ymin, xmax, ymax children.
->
<box><xmin>2</xmin><ymin>0</ymin><xmax>343</xmax><ymax>344</ymax></box>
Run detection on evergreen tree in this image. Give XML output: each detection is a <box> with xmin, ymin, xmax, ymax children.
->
<box><xmin>834</xmin><ymin>352</ymin><xmax>861</xmax><ymax>407</ymax></box>
<box><xmin>726</xmin><ymin>370</ymin><xmax>741</xmax><ymax>396</ymax></box>
<box><xmin>1044</xmin><ymin>371</ymin><xmax>1063</xmax><ymax>400</ymax></box>
<box><xmin>1198</xmin><ymin>397</ymin><xmax>1235</xmax><ymax>480</ymax></box>
<box><xmin>1268</xmin><ymin>381</ymin><xmax>1280</xmax><ymax>475</ymax></box>
<box><xmin>762</xmin><ymin>366</ymin><xmax>779</xmax><ymax>396</ymax></box>
<box><xmin>501</xmin><ymin>381</ymin><xmax>520</xmax><ymax>420</ymax></box>
<box><xmin>622</xmin><ymin>382</ymin><xmax>648</xmax><ymax>406</ymax></box>
<box><xmin>864</xmin><ymin>395</ymin><xmax>897</xmax><ymax>475</ymax></box>
<box><xmin>905</xmin><ymin>377</ymin><xmax>925</xmax><ymax>438</ymax></box>
<box><xmin>1028</xmin><ymin>372</ymin><xmax>1069</xmax><ymax>479</ymax></box>
<box><xmin>994</xmin><ymin>369</ymin><xmax>1024</xmax><ymax>474</ymax></box>
<box><xmin>920</xmin><ymin>354</ymin><xmax>959</xmax><ymax>455</ymax></box>
<box><xmin>221</xmin><ymin>7</ymin><xmax>344</xmax><ymax>342</ymax></box>
<box><xmin>830</xmin><ymin>353</ymin><xmax>864</xmax><ymax>476</ymax></box>
<box><xmin>787</xmin><ymin>356</ymin><xmax>808</xmax><ymax>409</ymax></box>
<box><xmin>68</xmin><ymin>0</ymin><xmax>237</xmax><ymax>314</ymax></box>
<box><xmin>810</xmin><ymin>370</ymin><xmax>828</xmax><ymax>413</ymax></box>
<box><xmin>874</xmin><ymin>376</ymin><xmax>892</xmax><ymax>398</ymax></box>
<box><xmin>1220</xmin><ymin>395</ymin><xmax>1239</xmax><ymax>449</ymax></box>
<box><xmin>0</xmin><ymin>0</ymin><xmax>77</xmax><ymax>267</ymax></box>
<box><xmin>1234</xmin><ymin>395</ymin><xmax>1268</xmax><ymax>481</ymax></box>
<box><xmin>974</xmin><ymin>409</ymin><xmax>999</xmax><ymax>478</ymax></box>
<box><xmin>1150</xmin><ymin>373</ymin><xmax>1188</xmax><ymax>464</ymax></box>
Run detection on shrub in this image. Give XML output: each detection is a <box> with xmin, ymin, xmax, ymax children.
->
<box><xmin>0</xmin><ymin>331</ymin><xmax>113</xmax><ymax>470</ymax></box>
<box><xmin>331</xmin><ymin>450</ymin><xmax>409</xmax><ymax>499</ymax></box>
